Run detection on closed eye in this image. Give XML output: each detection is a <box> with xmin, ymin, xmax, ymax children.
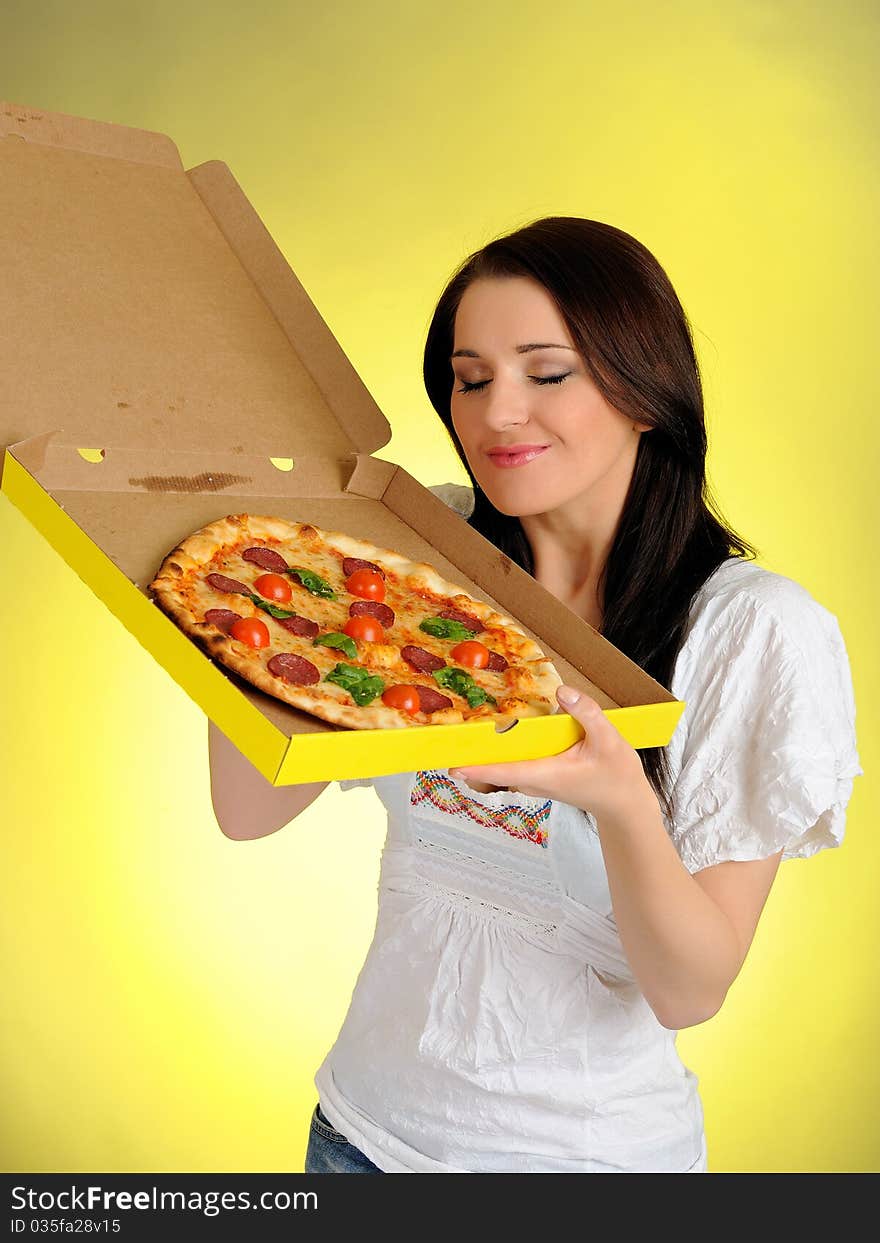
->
<box><xmin>456</xmin><ymin>373</ymin><xmax>572</xmax><ymax>394</ymax></box>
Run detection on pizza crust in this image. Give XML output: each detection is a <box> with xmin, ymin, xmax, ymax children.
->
<box><xmin>149</xmin><ymin>514</ymin><xmax>563</xmax><ymax>730</ymax></box>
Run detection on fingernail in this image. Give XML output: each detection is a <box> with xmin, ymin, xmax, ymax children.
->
<box><xmin>557</xmin><ymin>686</ymin><xmax>580</xmax><ymax>706</ymax></box>
<box><xmin>449</xmin><ymin>769</ymin><xmax>464</xmax><ymax>778</ymax></box>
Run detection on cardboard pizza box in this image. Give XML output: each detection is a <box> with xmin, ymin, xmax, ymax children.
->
<box><xmin>0</xmin><ymin>100</ymin><xmax>684</xmax><ymax>784</ymax></box>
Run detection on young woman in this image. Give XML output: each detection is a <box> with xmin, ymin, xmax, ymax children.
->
<box><xmin>209</xmin><ymin>217</ymin><xmax>861</xmax><ymax>1173</ymax></box>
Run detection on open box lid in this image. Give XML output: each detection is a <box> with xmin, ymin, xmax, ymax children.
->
<box><xmin>0</xmin><ymin>100</ymin><xmax>390</xmax><ymax>460</ymax></box>
<box><xmin>0</xmin><ymin>100</ymin><xmax>684</xmax><ymax>782</ymax></box>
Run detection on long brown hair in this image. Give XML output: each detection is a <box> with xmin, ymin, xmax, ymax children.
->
<box><xmin>422</xmin><ymin>216</ymin><xmax>756</xmax><ymax>821</ymax></box>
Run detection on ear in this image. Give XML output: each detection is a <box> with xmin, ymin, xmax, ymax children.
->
<box><xmin>632</xmin><ymin>420</ymin><xmax>653</xmax><ymax>434</ymax></box>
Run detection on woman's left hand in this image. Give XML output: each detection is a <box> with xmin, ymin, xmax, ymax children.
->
<box><xmin>450</xmin><ymin>685</ymin><xmax>656</xmax><ymax>823</ymax></box>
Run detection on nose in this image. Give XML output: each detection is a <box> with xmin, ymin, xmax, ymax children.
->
<box><xmin>480</xmin><ymin>371</ymin><xmax>530</xmax><ymax>431</ymax></box>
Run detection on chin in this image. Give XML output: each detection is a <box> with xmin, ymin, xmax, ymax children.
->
<box><xmin>484</xmin><ymin>495</ymin><xmax>549</xmax><ymax>519</ymax></box>
<box><xmin>479</xmin><ymin>481</ymin><xmax>556</xmax><ymax>518</ymax></box>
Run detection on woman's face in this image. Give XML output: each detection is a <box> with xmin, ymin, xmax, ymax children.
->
<box><xmin>449</xmin><ymin>276</ymin><xmax>649</xmax><ymax>518</ymax></box>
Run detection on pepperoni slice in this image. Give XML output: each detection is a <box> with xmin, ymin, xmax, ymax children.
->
<box><xmin>350</xmin><ymin>600</ymin><xmax>395</xmax><ymax>629</ymax></box>
<box><xmin>206</xmin><ymin>573</ymin><xmax>251</xmax><ymax>596</ymax></box>
<box><xmin>276</xmin><ymin>614</ymin><xmax>320</xmax><ymax>638</ymax></box>
<box><xmin>242</xmin><ymin>546</ymin><xmax>289</xmax><ymax>573</ymax></box>
<box><xmin>487</xmin><ymin>651</ymin><xmax>509</xmax><ymax>673</ymax></box>
<box><xmin>343</xmin><ymin>557</ymin><xmax>385</xmax><ymax>580</ymax></box>
<box><xmin>401</xmin><ymin>645</ymin><xmax>446</xmax><ymax>673</ymax></box>
<box><xmin>267</xmin><ymin>653</ymin><xmax>321</xmax><ymax>685</ymax></box>
<box><xmin>203</xmin><ymin>609</ymin><xmax>241</xmax><ymax>634</ymax></box>
<box><xmin>416</xmin><ymin>686</ymin><xmax>454</xmax><ymax>714</ymax></box>
<box><xmin>438</xmin><ymin>607</ymin><xmax>482</xmax><ymax>634</ymax></box>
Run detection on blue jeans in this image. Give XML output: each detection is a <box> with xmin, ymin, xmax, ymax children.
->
<box><xmin>304</xmin><ymin>1102</ymin><xmax>384</xmax><ymax>1173</ymax></box>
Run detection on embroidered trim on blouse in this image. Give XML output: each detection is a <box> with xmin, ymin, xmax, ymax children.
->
<box><xmin>411</xmin><ymin>837</ymin><xmax>563</xmax><ymax>926</ymax></box>
<box><xmin>394</xmin><ymin>873</ymin><xmax>559</xmax><ymax>936</ymax></box>
<box><xmin>411</xmin><ymin>770</ymin><xmax>551</xmax><ymax>848</ymax></box>
<box><xmin>414</xmin><ymin>835</ymin><xmax>559</xmax><ymax>894</ymax></box>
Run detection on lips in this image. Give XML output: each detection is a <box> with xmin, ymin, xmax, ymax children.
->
<box><xmin>486</xmin><ymin>445</ymin><xmax>550</xmax><ymax>468</ymax></box>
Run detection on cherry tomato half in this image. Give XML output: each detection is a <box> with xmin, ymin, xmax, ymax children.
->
<box><xmin>346</xmin><ymin>568</ymin><xmax>386</xmax><ymax>602</ymax></box>
<box><xmin>344</xmin><ymin>615</ymin><xmax>385</xmax><ymax>643</ymax></box>
<box><xmin>382</xmin><ymin>685</ymin><xmax>421</xmax><ymax>713</ymax></box>
<box><xmin>450</xmin><ymin>640</ymin><xmax>491</xmax><ymax>669</ymax></box>
<box><xmin>253</xmin><ymin>573</ymin><xmax>293</xmax><ymax>603</ymax></box>
<box><xmin>230</xmin><ymin>616</ymin><xmax>271</xmax><ymax>648</ymax></box>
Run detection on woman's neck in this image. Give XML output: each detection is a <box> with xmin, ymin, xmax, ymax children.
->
<box><xmin>520</xmin><ymin>499</ymin><xmax>619</xmax><ymax>632</ymax></box>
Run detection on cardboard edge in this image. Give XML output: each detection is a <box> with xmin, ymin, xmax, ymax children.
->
<box><xmin>0</xmin><ymin>99</ymin><xmax>183</xmax><ymax>169</ymax></box>
<box><xmin>2</xmin><ymin>430</ymin><xmax>63</xmax><ymax>478</ymax></box>
<box><xmin>1</xmin><ymin>449</ymin><xmax>288</xmax><ymax>781</ymax></box>
<box><xmin>3</xmin><ymin>433</ymin><xmax>359</xmax><ymax>498</ymax></box>
<box><xmin>377</xmin><ymin>464</ymin><xmax>678</xmax><ymax>709</ymax></box>
<box><xmin>344</xmin><ymin>453</ymin><xmax>399</xmax><ymax>502</ymax></box>
<box><xmin>274</xmin><ymin>699</ymin><xmax>686</xmax><ymax>785</ymax></box>
<box><xmin>2</xmin><ymin>444</ymin><xmax>687</xmax><ymax>787</ymax></box>
<box><xmin>603</xmin><ymin>700</ymin><xmax>686</xmax><ymax>751</ymax></box>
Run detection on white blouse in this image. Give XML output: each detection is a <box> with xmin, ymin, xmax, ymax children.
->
<box><xmin>313</xmin><ymin>490</ymin><xmax>862</xmax><ymax>1173</ymax></box>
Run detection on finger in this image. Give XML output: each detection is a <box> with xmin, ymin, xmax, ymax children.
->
<box><xmin>450</xmin><ymin>754</ymin><xmax>563</xmax><ymax>793</ymax></box>
<box><xmin>556</xmin><ymin>686</ymin><xmax>634</xmax><ymax>758</ymax></box>
<box><xmin>449</xmin><ymin>763</ymin><xmax>535</xmax><ymax>788</ymax></box>
<box><xmin>555</xmin><ymin>686</ymin><xmax>609</xmax><ymax>732</ymax></box>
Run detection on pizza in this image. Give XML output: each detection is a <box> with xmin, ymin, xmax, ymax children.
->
<box><xmin>148</xmin><ymin>513</ymin><xmax>563</xmax><ymax>730</ymax></box>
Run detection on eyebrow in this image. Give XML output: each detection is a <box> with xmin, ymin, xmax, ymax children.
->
<box><xmin>450</xmin><ymin>342</ymin><xmax>576</xmax><ymax>360</ymax></box>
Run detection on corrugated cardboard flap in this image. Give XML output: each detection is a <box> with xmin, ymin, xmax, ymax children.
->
<box><xmin>188</xmin><ymin>161</ymin><xmax>390</xmax><ymax>458</ymax></box>
<box><xmin>0</xmin><ymin>99</ymin><xmax>685</xmax><ymax>783</ymax></box>
<box><xmin>0</xmin><ymin>99</ymin><xmax>182</xmax><ymax>167</ymax></box>
<box><xmin>0</xmin><ymin>101</ymin><xmax>390</xmax><ymax>461</ymax></box>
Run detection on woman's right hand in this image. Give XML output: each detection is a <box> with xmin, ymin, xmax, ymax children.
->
<box><xmin>208</xmin><ymin>720</ymin><xmax>328</xmax><ymax>839</ymax></box>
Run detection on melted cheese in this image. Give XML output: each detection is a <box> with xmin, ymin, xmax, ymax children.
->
<box><xmin>184</xmin><ymin>535</ymin><xmax>548</xmax><ymax>721</ymax></box>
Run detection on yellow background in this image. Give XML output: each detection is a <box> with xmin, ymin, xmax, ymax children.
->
<box><xmin>1</xmin><ymin>0</ymin><xmax>876</xmax><ymax>1173</ymax></box>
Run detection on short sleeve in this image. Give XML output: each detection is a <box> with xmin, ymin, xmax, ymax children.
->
<box><xmin>336</xmin><ymin>773</ymin><xmax>414</xmax><ymax>822</ymax></box>
<box><xmin>426</xmin><ymin>482</ymin><xmax>476</xmax><ymax>518</ymax></box>
<box><xmin>667</xmin><ymin>579</ymin><xmax>862</xmax><ymax>874</ymax></box>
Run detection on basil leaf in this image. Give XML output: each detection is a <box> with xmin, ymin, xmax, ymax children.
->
<box><xmin>433</xmin><ymin>666</ymin><xmax>496</xmax><ymax>708</ymax></box>
<box><xmin>288</xmin><ymin>565</ymin><xmax>337</xmax><ymax>599</ymax></box>
<box><xmin>419</xmin><ymin>616</ymin><xmax>475</xmax><ymax>642</ymax></box>
<box><xmin>324</xmin><ymin>662</ymin><xmax>385</xmax><ymax>706</ymax></box>
<box><xmin>313</xmin><ymin>631</ymin><xmax>358</xmax><ymax>660</ymax></box>
<box><xmin>323</xmin><ymin>662</ymin><xmax>364</xmax><ymax>689</ymax></box>
<box><xmin>465</xmin><ymin>685</ymin><xmax>497</xmax><ymax>709</ymax></box>
<box><xmin>433</xmin><ymin>665</ymin><xmax>472</xmax><ymax>694</ymax></box>
<box><xmin>248</xmin><ymin>594</ymin><xmax>300</xmax><ymax>619</ymax></box>
<box><xmin>347</xmin><ymin>676</ymin><xmax>385</xmax><ymax>706</ymax></box>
